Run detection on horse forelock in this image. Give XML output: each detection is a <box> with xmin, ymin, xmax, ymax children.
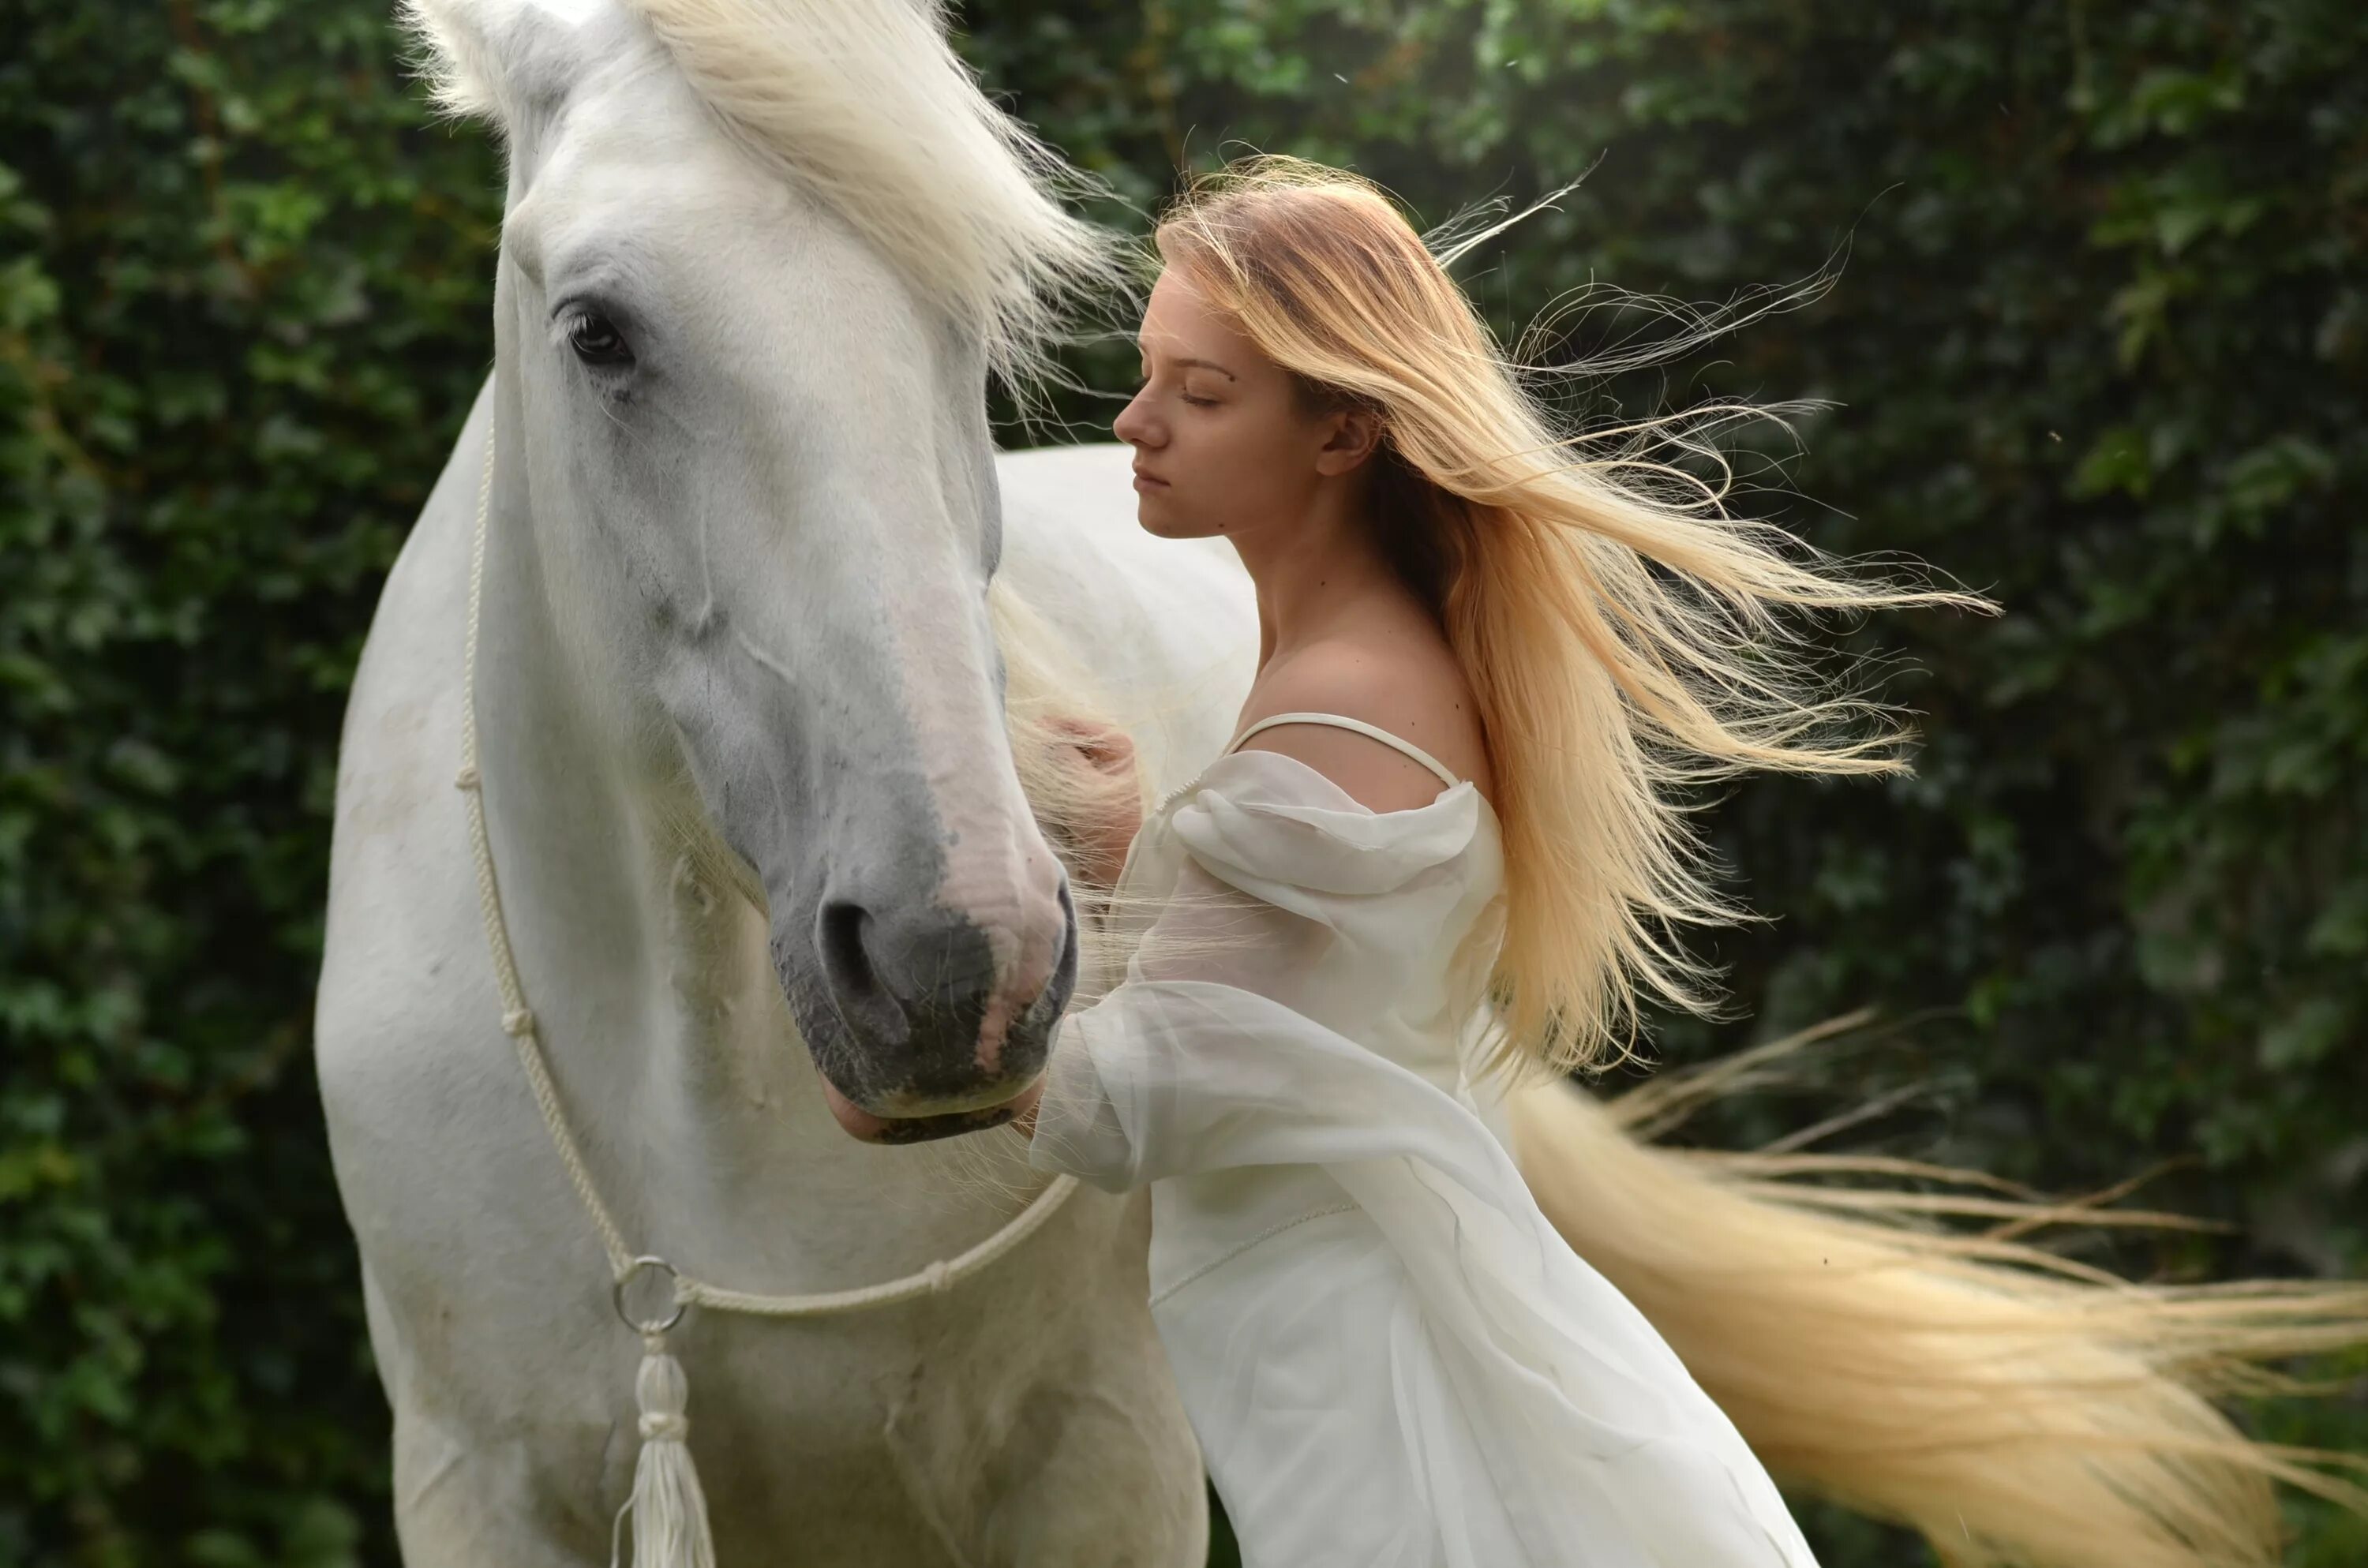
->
<box><xmin>408</xmin><ymin>0</ymin><xmax>1125</xmax><ymax>387</ymax></box>
<box><xmin>624</xmin><ymin>0</ymin><xmax>1126</xmax><ymax>380</ymax></box>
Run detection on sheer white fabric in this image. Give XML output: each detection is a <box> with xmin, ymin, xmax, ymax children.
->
<box><xmin>1026</xmin><ymin>744</ymin><xmax>1819</xmax><ymax>1567</ymax></box>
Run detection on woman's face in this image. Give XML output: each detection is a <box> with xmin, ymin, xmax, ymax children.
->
<box><xmin>1111</xmin><ymin>266</ymin><xmax>1367</xmax><ymax>541</ymax></box>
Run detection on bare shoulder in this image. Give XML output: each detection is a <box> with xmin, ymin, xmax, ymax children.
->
<box><xmin>1235</xmin><ymin>631</ymin><xmax>1495</xmax><ymax>814</ymax></box>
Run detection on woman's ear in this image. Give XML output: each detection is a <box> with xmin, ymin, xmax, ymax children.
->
<box><xmin>1313</xmin><ymin>404</ymin><xmax>1383</xmax><ymax>477</ymax></box>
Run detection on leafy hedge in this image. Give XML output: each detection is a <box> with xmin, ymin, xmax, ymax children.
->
<box><xmin>3</xmin><ymin>1</ymin><xmax>2360</xmax><ymax>1563</ymax></box>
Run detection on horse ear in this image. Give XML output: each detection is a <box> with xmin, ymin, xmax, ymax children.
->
<box><xmin>401</xmin><ymin>0</ymin><xmax>622</xmax><ymax>132</ymax></box>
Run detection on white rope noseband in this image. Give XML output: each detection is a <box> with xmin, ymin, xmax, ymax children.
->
<box><xmin>456</xmin><ymin>425</ymin><xmax>1078</xmax><ymax>1563</ymax></box>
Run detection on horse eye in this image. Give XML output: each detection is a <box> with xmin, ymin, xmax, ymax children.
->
<box><xmin>567</xmin><ymin>312</ymin><xmax>632</xmax><ymax>368</ymax></box>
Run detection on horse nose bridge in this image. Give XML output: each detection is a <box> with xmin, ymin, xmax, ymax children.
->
<box><xmin>931</xmin><ymin>805</ymin><xmax>1070</xmax><ymax>979</ymax></box>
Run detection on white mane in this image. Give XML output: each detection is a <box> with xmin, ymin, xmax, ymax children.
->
<box><xmin>406</xmin><ymin>0</ymin><xmax>1129</xmax><ymax>383</ymax></box>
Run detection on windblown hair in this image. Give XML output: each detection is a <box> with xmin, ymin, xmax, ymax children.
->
<box><xmin>1511</xmin><ymin>1021</ymin><xmax>2368</xmax><ymax>1568</ymax></box>
<box><xmin>1145</xmin><ymin>159</ymin><xmax>2368</xmax><ymax>1568</ymax></box>
<box><xmin>1151</xmin><ymin>155</ymin><xmax>1995</xmax><ymax>1082</ymax></box>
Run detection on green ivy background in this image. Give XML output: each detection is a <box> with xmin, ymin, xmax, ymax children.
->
<box><xmin>3</xmin><ymin>1</ymin><xmax>2361</xmax><ymax>1562</ymax></box>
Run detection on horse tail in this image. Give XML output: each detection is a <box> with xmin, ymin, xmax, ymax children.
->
<box><xmin>1503</xmin><ymin>1019</ymin><xmax>2368</xmax><ymax>1568</ymax></box>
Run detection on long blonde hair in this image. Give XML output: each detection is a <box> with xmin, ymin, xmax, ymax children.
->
<box><xmin>1142</xmin><ymin>157</ymin><xmax>2368</xmax><ymax>1568</ymax></box>
<box><xmin>1151</xmin><ymin>155</ymin><xmax>1996</xmax><ymax>1082</ymax></box>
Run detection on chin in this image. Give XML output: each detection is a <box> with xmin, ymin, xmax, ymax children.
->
<box><xmin>1137</xmin><ymin>506</ymin><xmax>1208</xmax><ymax>541</ymax></box>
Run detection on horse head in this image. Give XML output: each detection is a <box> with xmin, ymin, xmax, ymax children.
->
<box><xmin>408</xmin><ymin>0</ymin><xmax>1118</xmax><ymax>1140</ymax></box>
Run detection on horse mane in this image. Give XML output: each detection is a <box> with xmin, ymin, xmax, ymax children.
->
<box><xmin>406</xmin><ymin>0</ymin><xmax>1129</xmax><ymax>387</ymax></box>
<box><xmin>626</xmin><ymin>0</ymin><xmax>1128</xmax><ymax>387</ymax></box>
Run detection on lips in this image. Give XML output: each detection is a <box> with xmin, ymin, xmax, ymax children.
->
<box><xmin>1132</xmin><ymin>467</ymin><xmax>1169</xmax><ymax>487</ymax></box>
<box><xmin>819</xmin><ymin>1072</ymin><xmax>1045</xmax><ymax>1144</ymax></box>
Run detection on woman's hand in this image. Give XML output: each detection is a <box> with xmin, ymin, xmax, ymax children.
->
<box><xmin>1042</xmin><ymin>714</ymin><xmax>1145</xmax><ymax>893</ymax></box>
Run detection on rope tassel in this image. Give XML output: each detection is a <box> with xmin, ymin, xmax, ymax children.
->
<box><xmin>615</xmin><ymin>1335</ymin><xmax>718</xmax><ymax>1568</ymax></box>
<box><xmin>464</xmin><ymin>427</ymin><xmax>1079</xmax><ymax>1568</ymax></box>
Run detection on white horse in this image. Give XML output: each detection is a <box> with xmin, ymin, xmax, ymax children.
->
<box><xmin>315</xmin><ymin>0</ymin><xmax>1253</xmax><ymax>1559</ymax></box>
<box><xmin>321</xmin><ymin>1</ymin><xmax>2366</xmax><ymax>1564</ymax></box>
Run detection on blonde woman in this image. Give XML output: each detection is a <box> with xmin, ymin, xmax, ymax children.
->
<box><xmin>1006</xmin><ymin>152</ymin><xmax>1954</xmax><ymax>1566</ymax></box>
<box><xmin>1010</xmin><ymin>157</ymin><xmax>2364</xmax><ymax>1566</ymax></box>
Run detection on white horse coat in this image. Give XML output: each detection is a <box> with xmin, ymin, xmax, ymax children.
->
<box><xmin>315</xmin><ymin>0</ymin><xmax>1256</xmax><ymax>1559</ymax></box>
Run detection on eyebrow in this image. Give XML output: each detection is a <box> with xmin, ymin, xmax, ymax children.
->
<box><xmin>1135</xmin><ymin>344</ymin><xmax>1238</xmax><ymax>381</ymax></box>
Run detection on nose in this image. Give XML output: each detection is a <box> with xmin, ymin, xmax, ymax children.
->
<box><xmin>814</xmin><ymin>881</ymin><xmax>1075</xmax><ymax>1107</ymax></box>
<box><xmin>1111</xmin><ymin>387</ymin><xmax>1159</xmax><ymax>447</ymax></box>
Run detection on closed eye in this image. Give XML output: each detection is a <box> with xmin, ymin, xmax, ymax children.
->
<box><xmin>1133</xmin><ymin>374</ymin><xmax>1216</xmax><ymax>407</ymax></box>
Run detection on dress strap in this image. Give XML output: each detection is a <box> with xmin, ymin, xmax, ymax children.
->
<box><xmin>1225</xmin><ymin>711</ymin><xmax>1462</xmax><ymax>789</ymax></box>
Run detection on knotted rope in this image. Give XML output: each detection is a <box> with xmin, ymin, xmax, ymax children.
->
<box><xmin>456</xmin><ymin>425</ymin><xmax>1080</xmax><ymax>1564</ymax></box>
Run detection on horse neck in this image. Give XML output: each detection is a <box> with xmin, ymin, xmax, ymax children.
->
<box><xmin>467</xmin><ymin>393</ymin><xmax>1012</xmax><ymax>1282</ymax></box>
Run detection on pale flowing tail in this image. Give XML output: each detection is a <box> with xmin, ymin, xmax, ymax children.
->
<box><xmin>1504</xmin><ymin>1013</ymin><xmax>2368</xmax><ymax>1568</ymax></box>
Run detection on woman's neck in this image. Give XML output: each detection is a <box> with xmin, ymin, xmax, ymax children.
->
<box><xmin>1231</xmin><ymin>480</ymin><xmax>1403</xmax><ymax>670</ymax></box>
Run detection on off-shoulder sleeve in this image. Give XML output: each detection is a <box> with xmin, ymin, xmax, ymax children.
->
<box><xmin>1024</xmin><ymin>750</ymin><xmax>1487</xmax><ymax>1192</ymax></box>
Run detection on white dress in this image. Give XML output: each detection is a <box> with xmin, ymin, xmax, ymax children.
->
<box><xmin>1026</xmin><ymin>713</ymin><xmax>1820</xmax><ymax>1568</ymax></box>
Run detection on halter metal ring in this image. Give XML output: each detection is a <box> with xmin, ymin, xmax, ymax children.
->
<box><xmin>613</xmin><ymin>1255</ymin><xmax>687</xmax><ymax>1335</ymax></box>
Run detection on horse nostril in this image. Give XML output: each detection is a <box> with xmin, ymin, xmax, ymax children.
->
<box><xmin>818</xmin><ymin>898</ymin><xmax>899</xmax><ymax>1040</ymax></box>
